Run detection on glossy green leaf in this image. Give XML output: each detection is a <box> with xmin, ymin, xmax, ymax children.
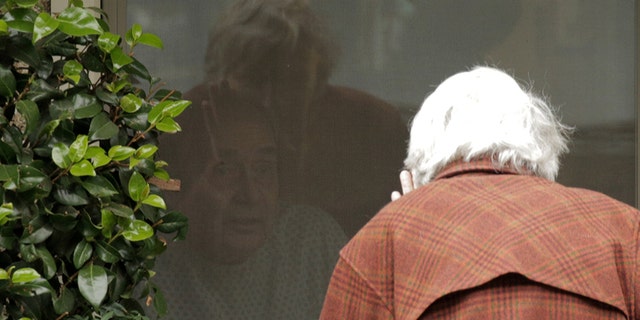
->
<box><xmin>120</xmin><ymin>93</ymin><xmax>143</xmax><ymax>113</ymax></box>
<box><xmin>164</xmin><ymin>100</ymin><xmax>191</xmax><ymax>118</ymax></box>
<box><xmin>70</xmin><ymin>160</ymin><xmax>96</xmax><ymax>177</ymax></box>
<box><xmin>78</xmin><ymin>264</ymin><xmax>108</xmax><ymax>309</ymax></box>
<box><xmin>90</xmin><ymin>152</ymin><xmax>111</xmax><ymax>168</ymax></box>
<box><xmin>156</xmin><ymin>117</ymin><xmax>181</xmax><ymax>133</ymax></box>
<box><xmin>152</xmin><ymin>285</ymin><xmax>168</xmax><ymax>316</ymax></box>
<box><xmin>100</xmin><ymin>208</ymin><xmax>115</xmax><ymax>238</ymax></box>
<box><xmin>63</xmin><ymin>60</ymin><xmax>82</xmax><ymax>84</ymax></box>
<box><xmin>2</xmin><ymin>125</ymin><xmax>23</xmax><ymax>155</ymax></box>
<box><xmin>125</xmin><ymin>23</ymin><xmax>143</xmax><ymax>46</ymax></box>
<box><xmin>38</xmin><ymin>119</ymin><xmax>60</xmax><ymax>139</ymax></box>
<box><xmin>11</xmin><ymin>278</ymin><xmax>52</xmax><ymax>296</ymax></box>
<box><xmin>135</xmin><ymin>144</ymin><xmax>158</xmax><ymax>159</ymax></box>
<box><xmin>15</xmin><ymin>100</ymin><xmax>40</xmax><ymax>135</ymax></box>
<box><xmin>137</xmin><ymin>33</ymin><xmax>163</xmax><ymax>49</ymax></box>
<box><xmin>53</xmin><ymin>185</ymin><xmax>90</xmax><ymax>206</ymax></box>
<box><xmin>19</xmin><ymin>243</ymin><xmax>38</xmax><ymax>262</ymax></box>
<box><xmin>49</xmin><ymin>98</ymin><xmax>74</xmax><ymax>120</ymax></box>
<box><xmin>146</xmin><ymin>102</ymin><xmax>165</xmax><ymax>124</ymax></box>
<box><xmin>108</xmin><ymin>145</ymin><xmax>135</xmax><ymax>161</ymax></box>
<box><xmin>109</xmin><ymin>46</ymin><xmax>133</xmax><ymax>71</ymax></box>
<box><xmin>128</xmin><ymin>171</ymin><xmax>148</xmax><ymax>202</ymax></box>
<box><xmin>122</xmin><ymin>220</ymin><xmax>153</xmax><ymax>242</ymax></box>
<box><xmin>122</xmin><ymin>108</ymin><xmax>150</xmax><ymax>131</ymax></box>
<box><xmin>103</xmin><ymin>203</ymin><xmax>134</xmax><ymax>219</ymax></box>
<box><xmin>3</xmin><ymin>33</ymin><xmax>41</xmax><ymax>66</ymax></box>
<box><xmin>0</xmin><ymin>268</ymin><xmax>8</xmax><ymax>280</ymax></box>
<box><xmin>11</xmin><ymin>267</ymin><xmax>41</xmax><ymax>283</ymax></box>
<box><xmin>128</xmin><ymin>157</ymin><xmax>141</xmax><ymax>170</ymax></box>
<box><xmin>83</xmin><ymin>146</ymin><xmax>103</xmax><ymax>159</ymax></box>
<box><xmin>147</xmin><ymin>99</ymin><xmax>183</xmax><ymax>124</ymax></box>
<box><xmin>4</xmin><ymin>8</ymin><xmax>36</xmax><ymax>33</ymax></box>
<box><xmin>156</xmin><ymin>211</ymin><xmax>189</xmax><ymax>234</ymax></box>
<box><xmin>41</xmin><ymin>33</ymin><xmax>77</xmax><ymax>56</ymax></box>
<box><xmin>153</xmin><ymin>168</ymin><xmax>170</xmax><ymax>181</ymax></box>
<box><xmin>94</xmin><ymin>240</ymin><xmax>120</xmax><ymax>263</ymax></box>
<box><xmin>121</xmin><ymin>58</ymin><xmax>152</xmax><ymax>82</ymax></box>
<box><xmin>95</xmin><ymin>87</ymin><xmax>119</xmax><ymax>105</ymax></box>
<box><xmin>33</xmin><ymin>12</ymin><xmax>59</xmax><ymax>43</ymax></box>
<box><xmin>73</xmin><ymin>239</ymin><xmax>93</xmax><ymax>269</ymax></box>
<box><xmin>97</xmin><ymin>32</ymin><xmax>120</xmax><ymax>53</ymax></box>
<box><xmin>81</xmin><ymin>46</ymin><xmax>107</xmax><ymax>73</ymax></box>
<box><xmin>0</xmin><ymin>203</ymin><xmax>15</xmax><ymax>226</ymax></box>
<box><xmin>72</xmin><ymin>93</ymin><xmax>102</xmax><ymax>119</ymax></box>
<box><xmin>35</xmin><ymin>246</ymin><xmax>56</xmax><ymax>279</ymax></box>
<box><xmin>15</xmin><ymin>0</ymin><xmax>38</xmax><ymax>7</ymax></box>
<box><xmin>0</xmin><ymin>141</ymin><xmax>16</xmax><ymax>164</ymax></box>
<box><xmin>53</xmin><ymin>288</ymin><xmax>76</xmax><ymax>314</ymax></box>
<box><xmin>25</xmin><ymin>78</ymin><xmax>61</xmax><ymax>102</ymax></box>
<box><xmin>20</xmin><ymin>224</ymin><xmax>53</xmax><ymax>244</ymax></box>
<box><xmin>57</xmin><ymin>6</ymin><xmax>103</xmax><ymax>36</ymax></box>
<box><xmin>69</xmin><ymin>135</ymin><xmax>88</xmax><ymax>162</ymax></box>
<box><xmin>49</xmin><ymin>211</ymin><xmax>79</xmax><ymax>231</ymax></box>
<box><xmin>0</xmin><ymin>64</ymin><xmax>16</xmax><ymax>98</ymax></box>
<box><xmin>0</xmin><ymin>165</ymin><xmax>19</xmax><ymax>181</ymax></box>
<box><xmin>0</xmin><ymin>20</ymin><xmax>7</xmax><ymax>35</ymax></box>
<box><xmin>81</xmin><ymin>175</ymin><xmax>118</xmax><ymax>197</ymax></box>
<box><xmin>105</xmin><ymin>77</ymin><xmax>130</xmax><ymax>94</ymax></box>
<box><xmin>142</xmin><ymin>194</ymin><xmax>166</xmax><ymax>209</ymax></box>
<box><xmin>52</xmin><ymin>143</ymin><xmax>72</xmax><ymax>169</ymax></box>
<box><xmin>88</xmin><ymin>112</ymin><xmax>119</xmax><ymax>141</ymax></box>
<box><xmin>17</xmin><ymin>165</ymin><xmax>50</xmax><ymax>193</ymax></box>
<box><xmin>79</xmin><ymin>216</ymin><xmax>101</xmax><ymax>240</ymax></box>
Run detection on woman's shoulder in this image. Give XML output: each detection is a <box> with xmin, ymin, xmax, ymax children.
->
<box><xmin>275</xmin><ymin>204</ymin><xmax>348</xmax><ymax>248</ymax></box>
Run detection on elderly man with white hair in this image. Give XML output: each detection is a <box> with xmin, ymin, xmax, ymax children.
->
<box><xmin>320</xmin><ymin>66</ymin><xmax>640</xmax><ymax>319</ymax></box>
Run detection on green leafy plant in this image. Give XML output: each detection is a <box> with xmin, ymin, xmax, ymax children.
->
<box><xmin>0</xmin><ymin>0</ymin><xmax>189</xmax><ymax>318</ymax></box>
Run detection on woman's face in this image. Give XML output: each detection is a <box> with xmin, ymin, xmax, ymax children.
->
<box><xmin>191</xmin><ymin>117</ymin><xmax>280</xmax><ymax>264</ymax></box>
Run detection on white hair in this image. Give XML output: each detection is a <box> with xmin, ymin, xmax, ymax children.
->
<box><xmin>405</xmin><ymin>66</ymin><xmax>572</xmax><ymax>187</ymax></box>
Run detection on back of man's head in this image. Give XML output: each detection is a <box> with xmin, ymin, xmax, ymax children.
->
<box><xmin>405</xmin><ymin>66</ymin><xmax>572</xmax><ymax>186</ymax></box>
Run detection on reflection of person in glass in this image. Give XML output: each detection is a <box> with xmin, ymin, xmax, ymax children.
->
<box><xmin>156</xmin><ymin>84</ymin><xmax>347</xmax><ymax>319</ymax></box>
<box><xmin>185</xmin><ymin>0</ymin><xmax>409</xmax><ymax>237</ymax></box>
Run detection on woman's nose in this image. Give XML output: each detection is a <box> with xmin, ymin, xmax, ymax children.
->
<box><xmin>233</xmin><ymin>167</ymin><xmax>261</xmax><ymax>203</ymax></box>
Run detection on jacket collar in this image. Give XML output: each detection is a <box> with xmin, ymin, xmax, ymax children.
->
<box><xmin>433</xmin><ymin>158</ymin><xmax>529</xmax><ymax>181</ymax></box>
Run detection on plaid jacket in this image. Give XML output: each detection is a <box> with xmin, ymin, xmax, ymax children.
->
<box><xmin>320</xmin><ymin>159</ymin><xmax>640</xmax><ymax>319</ymax></box>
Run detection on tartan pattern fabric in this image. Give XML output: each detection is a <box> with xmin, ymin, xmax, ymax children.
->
<box><xmin>320</xmin><ymin>159</ymin><xmax>640</xmax><ymax>319</ymax></box>
<box><xmin>421</xmin><ymin>273</ymin><xmax>623</xmax><ymax>319</ymax></box>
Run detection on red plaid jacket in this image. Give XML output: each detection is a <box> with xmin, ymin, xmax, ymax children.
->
<box><xmin>321</xmin><ymin>159</ymin><xmax>640</xmax><ymax>319</ymax></box>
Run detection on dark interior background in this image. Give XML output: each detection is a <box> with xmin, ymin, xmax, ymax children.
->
<box><xmin>126</xmin><ymin>0</ymin><xmax>637</xmax><ymax>206</ymax></box>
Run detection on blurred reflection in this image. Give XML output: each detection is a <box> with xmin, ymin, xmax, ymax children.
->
<box><xmin>184</xmin><ymin>0</ymin><xmax>409</xmax><ymax>237</ymax></box>
<box><xmin>130</xmin><ymin>0</ymin><xmax>637</xmax><ymax>318</ymax></box>
<box><xmin>155</xmin><ymin>84</ymin><xmax>347</xmax><ymax>319</ymax></box>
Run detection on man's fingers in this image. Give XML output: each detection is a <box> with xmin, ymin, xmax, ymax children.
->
<box><xmin>399</xmin><ymin>170</ymin><xmax>414</xmax><ymax>194</ymax></box>
<box><xmin>391</xmin><ymin>171</ymin><xmax>415</xmax><ymax>202</ymax></box>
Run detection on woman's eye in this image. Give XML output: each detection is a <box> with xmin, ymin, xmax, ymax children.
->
<box><xmin>253</xmin><ymin>160</ymin><xmax>277</xmax><ymax>177</ymax></box>
<box><xmin>214</xmin><ymin>162</ymin><xmax>238</xmax><ymax>177</ymax></box>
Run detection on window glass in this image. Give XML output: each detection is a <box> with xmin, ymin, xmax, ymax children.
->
<box><xmin>126</xmin><ymin>1</ymin><xmax>636</xmax><ymax>318</ymax></box>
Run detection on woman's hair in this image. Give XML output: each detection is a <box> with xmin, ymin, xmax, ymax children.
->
<box><xmin>204</xmin><ymin>0</ymin><xmax>337</xmax><ymax>87</ymax></box>
<box><xmin>405</xmin><ymin>66</ymin><xmax>572</xmax><ymax>186</ymax></box>
<box><xmin>206</xmin><ymin>81</ymin><xmax>279</xmax><ymax>144</ymax></box>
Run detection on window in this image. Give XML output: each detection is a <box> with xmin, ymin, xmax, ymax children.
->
<box><xmin>116</xmin><ymin>0</ymin><xmax>639</xmax><ymax>208</ymax></box>
<box><xmin>99</xmin><ymin>0</ymin><xmax>639</xmax><ymax>318</ymax></box>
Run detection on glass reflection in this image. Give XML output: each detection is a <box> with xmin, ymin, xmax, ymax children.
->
<box><xmin>156</xmin><ymin>84</ymin><xmax>347</xmax><ymax>319</ymax></box>
<box><xmin>125</xmin><ymin>0</ymin><xmax>637</xmax><ymax>318</ymax></box>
